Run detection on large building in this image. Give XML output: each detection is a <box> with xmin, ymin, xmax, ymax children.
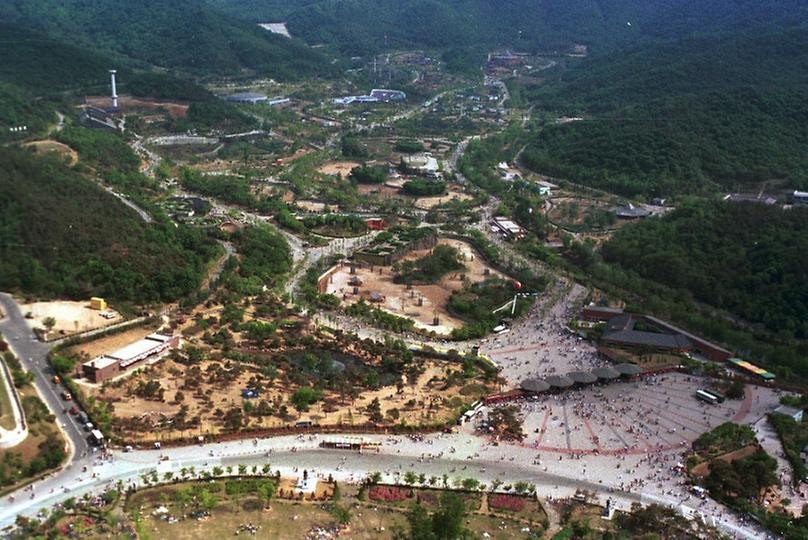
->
<box><xmin>224</xmin><ymin>92</ymin><xmax>269</xmax><ymax>104</ymax></box>
<box><xmin>77</xmin><ymin>106</ymin><xmax>124</xmax><ymax>132</ymax></box>
<box><xmin>582</xmin><ymin>306</ymin><xmax>733</xmax><ymax>363</ymax></box>
<box><xmin>490</xmin><ymin>217</ymin><xmax>525</xmax><ymax>240</ymax></box>
<box><xmin>82</xmin><ymin>333</ymin><xmax>179</xmax><ymax>383</ymax></box>
<box><xmin>370</xmin><ymin>89</ymin><xmax>406</xmax><ymax>102</ymax></box>
<box><xmin>399</xmin><ymin>154</ymin><xmax>441</xmax><ymax>178</ymax></box>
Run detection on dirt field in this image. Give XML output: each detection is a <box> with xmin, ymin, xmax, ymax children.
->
<box><xmin>326</xmin><ymin>239</ymin><xmax>505</xmax><ymax>334</ymax></box>
<box><xmin>295</xmin><ymin>200</ymin><xmax>339</xmax><ymax>213</ymax></box>
<box><xmin>413</xmin><ymin>188</ymin><xmax>473</xmax><ymax>210</ymax></box>
<box><xmin>317</xmin><ymin>161</ymin><xmax>360</xmax><ymax>178</ymax></box>
<box><xmin>93</xmin><ymin>354</ymin><xmax>492</xmax><ymax>442</ymax></box>
<box><xmin>357</xmin><ymin>184</ymin><xmax>401</xmax><ymax>198</ymax></box>
<box><xmin>22</xmin><ymin>140</ymin><xmax>78</xmax><ymax>165</ymax></box>
<box><xmin>65</xmin><ymin>324</ymin><xmax>161</xmax><ymax>363</ymax></box>
<box><xmin>19</xmin><ymin>300</ymin><xmax>122</xmax><ymax>335</ymax></box>
<box><xmin>84</xmin><ymin>95</ymin><xmax>189</xmax><ymax>119</ymax></box>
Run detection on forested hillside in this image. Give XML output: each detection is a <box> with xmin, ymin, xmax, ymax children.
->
<box><xmin>209</xmin><ymin>0</ymin><xmax>807</xmax><ymax>54</ymax></box>
<box><xmin>0</xmin><ymin>0</ymin><xmax>332</xmax><ymax>79</ymax></box>
<box><xmin>0</xmin><ymin>148</ymin><xmax>219</xmax><ymax>303</ymax></box>
<box><xmin>519</xmin><ymin>24</ymin><xmax>808</xmax><ymax>197</ymax></box>
<box><xmin>522</xmin><ymin>88</ymin><xmax>808</xmax><ymax>197</ymax></box>
<box><xmin>0</xmin><ymin>84</ymin><xmax>56</xmax><ymax>143</ymax></box>
<box><xmin>601</xmin><ymin>200</ymin><xmax>808</xmax><ymax>352</ymax></box>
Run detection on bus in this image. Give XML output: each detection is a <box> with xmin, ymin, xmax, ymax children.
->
<box><xmin>695</xmin><ymin>390</ymin><xmax>718</xmax><ymax>405</ymax></box>
<box><xmin>702</xmin><ymin>389</ymin><xmax>725</xmax><ymax>403</ymax></box>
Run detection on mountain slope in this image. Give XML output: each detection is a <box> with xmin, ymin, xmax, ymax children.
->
<box><xmin>0</xmin><ymin>0</ymin><xmax>332</xmax><ymax>78</ymax></box>
<box><xmin>209</xmin><ymin>0</ymin><xmax>808</xmax><ymax>54</ymax></box>
<box><xmin>518</xmin><ymin>24</ymin><xmax>808</xmax><ymax>197</ymax></box>
<box><xmin>0</xmin><ymin>148</ymin><xmax>219</xmax><ymax>303</ymax></box>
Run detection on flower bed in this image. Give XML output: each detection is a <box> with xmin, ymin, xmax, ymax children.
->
<box><xmin>369</xmin><ymin>485</ymin><xmax>412</xmax><ymax>502</ymax></box>
<box><xmin>489</xmin><ymin>494</ymin><xmax>527</xmax><ymax>512</ymax></box>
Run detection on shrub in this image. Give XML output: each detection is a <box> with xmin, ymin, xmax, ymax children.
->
<box><xmin>489</xmin><ymin>494</ymin><xmax>526</xmax><ymax>512</ymax></box>
<box><xmin>368</xmin><ymin>485</ymin><xmax>411</xmax><ymax>502</ymax></box>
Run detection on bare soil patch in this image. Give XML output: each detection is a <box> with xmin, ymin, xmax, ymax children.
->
<box><xmin>326</xmin><ymin>239</ymin><xmax>505</xmax><ymax>334</ymax></box>
<box><xmin>19</xmin><ymin>300</ymin><xmax>122</xmax><ymax>335</ymax></box>
<box><xmin>318</xmin><ymin>161</ymin><xmax>360</xmax><ymax>178</ymax></box>
<box><xmin>22</xmin><ymin>140</ymin><xmax>78</xmax><ymax>165</ymax></box>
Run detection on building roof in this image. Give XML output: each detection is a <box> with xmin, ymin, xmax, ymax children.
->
<box><xmin>724</xmin><ymin>193</ymin><xmax>777</xmax><ymax>205</ymax></box>
<box><xmin>612</xmin><ymin>203</ymin><xmax>651</xmax><ymax>218</ymax></box>
<box><xmin>602</xmin><ymin>329</ymin><xmax>691</xmax><ymax>350</ymax></box>
<box><xmin>774</xmin><ymin>405</ymin><xmax>803</xmax><ymax>418</ymax></box>
<box><xmin>614</xmin><ymin>363</ymin><xmax>642</xmax><ymax>376</ymax></box>
<box><xmin>109</xmin><ymin>336</ymin><xmax>165</xmax><ymax>362</ymax></box>
<box><xmin>567</xmin><ymin>371</ymin><xmax>598</xmax><ymax>384</ymax></box>
<box><xmin>492</xmin><ymin>217</ymin><xmax>523</xmax><ymax>235</ymax></box>
<box><xmin>520</xmin><ymin>379</ymin><xmax>550</xmax><ymax>393</ymax></box>
<box><xmin>644</xmin><ymin>316</ymin><xmax>733</xmax><ymax>356</ymax></box>
<box><xmin>84</xmin><ymin>355</ymin><xmax>118</xmax><ymax>370</ymax></box>
<box><xmin>545</xmin><ymin>375</ymin><xmax>574</xmax><ymax>388</ymax></box>
<box><xmin>402</xmin><ymin>154</ymin><xmax>439</xmax><ymax>172</ymax></box>
<box><xmin>583</xmin><ymin>305</ymin><xmax>624</xmax><ymax>316</ymax></box>
<box><xmin>225</xmin><ymin>92</ymin><xmax>268</xmax><ymax>102</ymax></box>
<box><xmin>606</xmin><ymin>314</ymin><xmax>634</xmax><ymax>332</ymax></box>
<box><xmin>370</xmin><ymin>89</ymin><xmax>406</xmax><ymax>101</ymax></box>
<box><xmin>592</xmin><ymin>366</ymin><xmax>621</xmax><ymax>380</ymax></box>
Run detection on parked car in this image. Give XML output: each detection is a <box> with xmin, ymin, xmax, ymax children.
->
<box><xmin>61</xmin><ymin>392</ymin><xmax>72</xmax><ymax>401</ymax></box>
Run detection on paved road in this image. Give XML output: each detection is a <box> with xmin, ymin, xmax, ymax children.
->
<box><xmin>0</xmin><ymin>432</ymin><xmax>640</xmax><ymax>530</ymax></box>
<box><xmin>0</xmin><ymin>294</ymin><xmax>89</xmax><ymax>457</ymax></box>
<box><xmin>0</xmin><ymin>293</ymin><xmax>89</xmax><ymax>454</ymax></box>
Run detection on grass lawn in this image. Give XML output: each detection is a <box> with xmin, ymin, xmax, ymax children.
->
<box><xmin>128</xmin><ymin>481</ymin><xmax>541</xmax><ymax>540</ymax></box>
<box><xmin>0</xmin><ymin>361</ymin><xmax>17</xmax><ymax>430</ymax></box>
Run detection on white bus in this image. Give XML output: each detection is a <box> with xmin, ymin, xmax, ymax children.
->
<box><xmin>695</xmin><ymin>390</ymin><xmax>718</xmax><ymax>405</ymax></box>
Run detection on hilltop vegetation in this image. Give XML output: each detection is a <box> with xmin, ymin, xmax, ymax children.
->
<box><xmin>0</xmin><ymin>148</ymin><xmax>219</xmax><ymax>303</ymax></box>
<box><xmin>0</xmin><ymin>84</ymin><xmax>56</xmax><ymax>143</ymax></box>
<box><xmin>0</xmin><ymin>0</ymin><xmax>332</xmax><ymax>79</ymax></box>
<box><xmin>210</xmin><ymin>0</ymin><xmax>807</xmax><ymax>55</ymax></box>
<box><xmin>522</xmin><ymin>87</ymin><xmax>808</xmax><ymax>197</ymax></box>
<box><xmin>601</xmin><ymin>201</ymin><xmax>808</xmax><ymax>342</ymax></box>
<box><xmin>519</xmin><ymin>25</ymin><xmax>808</xmax><ymax>197</ymax></box>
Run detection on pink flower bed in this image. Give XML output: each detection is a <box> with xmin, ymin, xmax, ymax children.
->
<box><xmin>369</xmin><ymin>486</ymin><xmax>411</xmax><ymax>502</ymax></box>
<box><xmin>489</xmin><ymin>494</ymin><xmax>527</xmax><ymax>512</ymax></box>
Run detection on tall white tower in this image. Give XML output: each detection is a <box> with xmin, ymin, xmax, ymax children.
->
<box><xmin>109</xmin><ymin>69</ymin><xmax>118</xmax><ymax>109</ymax></box>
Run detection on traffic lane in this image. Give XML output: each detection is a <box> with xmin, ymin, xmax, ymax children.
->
<box><xmin>0</xmin><ymin>294</ymin><xmax>88</xmax><ymax>451</ymax></box>
<box><xmin>1</xmin><ymin>445</ymin><xmax>641</xmax><ymax>528</ymax></box>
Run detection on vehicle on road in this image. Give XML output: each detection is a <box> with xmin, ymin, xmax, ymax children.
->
<box><xmin>52</xmin><ymin>375</ymin><xmax>60</xmax><ymax>384</ymax></box>
<box><xmin>61</xmin><ymin>391</ymin><xmax>72</xmax><ymax>401</ymax></box>
<box><xmin>69</xmin><ymin>406</ymin><xmax>79</xmax><ymax>415</ymax></box>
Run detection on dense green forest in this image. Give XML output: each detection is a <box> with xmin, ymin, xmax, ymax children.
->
<box><xmin>0</xmin><ymin>84</ymin><xmax>56</xmax><ymax>143</ymax></box>
<box><xmin>56</xmin><ymin>127</ymin><xmax>141</xmax><ymax>173</ymax></box>
<box><xmin>0</xmin><ymin>0</ymin><xmax>333</xmax><ymax>79</ymax></box>
<box><xmin>227</xmin><ymin>226</ymin><xmax>292</xmax><ymax>295</ymax></box>
<box><xmin>209</xmin><ymin>0</ymin><xmax>807</xmax><ymax>55</ymax></box>
<box><xmin>170</xmin><ymin>100</ymin><xmax>261</xmax><ymax>133</ymax></box>
<box><xmin>393</xmin><ymin>245</ymin><xmax>464</xmax><ymax>284</ymax></box>
<box><xmin>601</xmin><ymin>201</ymin><xmax>808</xmax><ymax>341</ymax></box>
<box><xmin>0</xmin><ymin>148</ymin><xmax>219</xmax><ymax>303</ymax></box>
<box><xmin>522</xmin><ymin>88</ymin><xmax>808</xmax><ymax>197</ymax></box>
<box><xmin>0</xmin><ymin>23</ymin><xmax>215</xmax><ymax>102</ymax></box>
<box><xmin>519</xmin><ymin>25</ymin><xmax>808</xmax><ymax>197</ymax></box>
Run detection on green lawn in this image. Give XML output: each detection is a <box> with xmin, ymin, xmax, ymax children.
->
<box><xmin>0</xmin><ymin>361</ymin><xmax>17</xmax><ymax>431</ymax></box>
